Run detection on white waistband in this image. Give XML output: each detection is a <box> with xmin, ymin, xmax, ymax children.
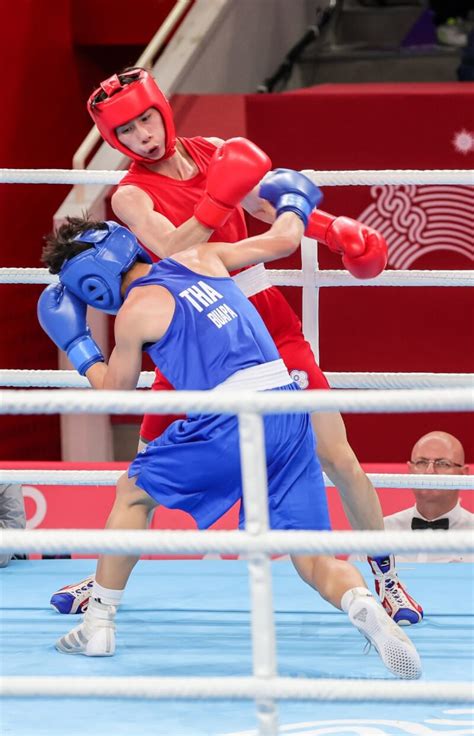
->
<box><xmin>214</xmin><ymin>359</ymin><xmax>294</xmax><ymax>391</ymax></box>
<box><xmin>232</xmin><ymin>263</ymin><xmax>272</xmax><ymax>298</ymax></box>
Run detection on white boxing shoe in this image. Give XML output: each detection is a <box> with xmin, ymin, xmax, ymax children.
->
<box><xmin>55</xmin><ymin>598</ymin><xmax>116</xmax><ymax>656</ymax></box>
<box><xmin>348</xmin><ymin>595</ymin><xmax>422</xmax><ymax>679</ymax></box>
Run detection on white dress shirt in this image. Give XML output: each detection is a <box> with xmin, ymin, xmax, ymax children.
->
<box><xmin>383</xmin><ymin>502</ymin><xmax>474</xmax><ymax>562</ymax></box>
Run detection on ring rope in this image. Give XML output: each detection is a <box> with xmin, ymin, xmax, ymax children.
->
<box><xmin>1</xmin><ymin>387</ymin><xmax>472</xmax><ymax>415</ymax></box>
<box><xmin>272</xmin><ymin>269</ymin><xmax>474</xmax><ymax>288</ymax></box>
<box><xmin>1</xmin><ymin>529</ymin><xmax>472</xmax><ymax>556</ymax></box>
<box><xmin>1</xmin><ymin>369</ymin><xmax>471</xmax><ymax>389</ymax></box>
<box><xmin>2</xmin><ymin>267</ymin><xmax>473</xmax><ymax>288</ymax></box>
<box><xmin>0</xmin><ymin>469</ymin><xmax>471</xmax><ymax>490</ymax></box>
<box><xmin>0</xmin><ymin>168</ymin><xmax>472</xmax><ymax>186</ymax></box>
<box><xmin>1</xmin><ymin>676</ymin><xmax>471</xmax><ymax>702</ymax></box>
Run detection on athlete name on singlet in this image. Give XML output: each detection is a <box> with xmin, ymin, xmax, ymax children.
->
<box><xmin>179</xmin><ymin>280</ymin><xmax>238</xmax><ymax>329</ymax></box>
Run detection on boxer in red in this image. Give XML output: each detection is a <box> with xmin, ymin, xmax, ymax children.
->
<box><xmin>50</xmin><ymin>68</ymin><xmax>422</xmax><ymax>626</ymax></box>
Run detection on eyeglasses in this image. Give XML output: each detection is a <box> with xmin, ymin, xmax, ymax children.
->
<box><xmin>409</xmin><ymin>459</ymin><xmax>464</xmax><ymax>472</ymax></box>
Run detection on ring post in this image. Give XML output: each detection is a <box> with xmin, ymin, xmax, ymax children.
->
<box><xmin>301</xmin><ymin>235</ymin><xmax>320</xmax><ymax>362</ymax></box>
<box><xmin>238</xmin><ymin>411</ymin><xmax>279</xmax><ymax>736</ymax></box>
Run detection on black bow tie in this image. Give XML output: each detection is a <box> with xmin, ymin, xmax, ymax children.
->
<box><xmin>411</xmin><ymin>517</ymin><xmax>449</xmax><ymax>530</ymax></box>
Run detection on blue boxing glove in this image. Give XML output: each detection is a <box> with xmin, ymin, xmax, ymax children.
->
<box><xmin>37</xmin><ymin>284</ymin><xmax>104</xmax><ymax>376</ymax></box>
<box><xmin>259</xmin><ymin>168</ymin><xmax>323</xmax><ymax>227</ymax></box>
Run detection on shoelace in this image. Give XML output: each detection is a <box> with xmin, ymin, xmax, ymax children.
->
<box><xmin>363</xmin><ymin>638</ymin><xmax>372</xmax><ymax>655</ymax></box>
<box><xmin>74</xmin><ymin>584</ymin><xmax>93</xmax><ymax>596</ymax></box>
<box><xmin>384</xmin><ymin>578</ymin><xmax>409</xmax><ymax>607</ymax></box>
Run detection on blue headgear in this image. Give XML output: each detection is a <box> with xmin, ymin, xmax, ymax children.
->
<box><xmin>60</xmin><ymin>221</ymin><xmax>152</xmax><ymax>314</ymax></box>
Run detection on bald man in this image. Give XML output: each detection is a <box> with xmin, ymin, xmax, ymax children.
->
<box><xmin>384</xmin><ymin>431</ymin><xmax>473</xmax><ymax>562</ymax></box>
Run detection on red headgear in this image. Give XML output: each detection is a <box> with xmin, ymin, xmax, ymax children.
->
<box><xmin>87</xmin><ymin>68</ymin><xmax>176</xmax><ymax>163</ymax></box>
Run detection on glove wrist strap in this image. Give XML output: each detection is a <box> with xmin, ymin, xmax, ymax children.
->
<box><xmin>67</xmin><ymin>337</ymin><xmax>104</xmax><ymax>376</ymax></box>
<box><xmin>194</xmin><ymin>196</ymin><xmax>233</xmax><ymax>230</ymax></box>
<box><xmin>276</xmin><ymin>193</ymin><xmax>313</xmax><ymax>228</ymax></box>
<box><xmin>305</xmin><ymin>210</ymin><xmax>335</xmax><ymax>244</ymax></box>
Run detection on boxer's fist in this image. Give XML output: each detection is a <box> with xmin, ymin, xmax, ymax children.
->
<box><xmin>259</xmin><ymin>168</ymin><xmax>323</xmax><ymax>227</ymax></box>
<box><xmin>327</xmin><ymin>217</ymin><xmax>388</xmax><ymax>278</ymax></box>
<box><xmin>37</xmin><ymin>284</ymin><xmax>104</xmax><ymax>375</ymax></box>
<box><xmin>194</xmin><ymin>138</ymin><xmax>271</xmax><ymax>229</ymax></box>
<box><xmin>341</xmin><ymin>231</ymin><xmax>388</xmax><ymax>278</ymax></box>
<box><xmin>306</xmin><ymin>211</ymin><xmax>388</xmax><ymax>278</ymax></box>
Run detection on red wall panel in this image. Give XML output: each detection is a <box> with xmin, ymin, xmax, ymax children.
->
<box><xmin>0</xmin><ymin>1</ymin><xmax>168</xmax><ymax>460</ymax></box>
<box><xmin>0</xmin><ymin>1</ymin><xmax>87</xmax><ymax>459</ymax></box>
<box><xmin>245</xmin><ymin>83</ymin><xmax>474</xmax><ymax>461</ymax></box>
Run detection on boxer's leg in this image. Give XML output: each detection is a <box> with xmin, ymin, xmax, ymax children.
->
<box><xmin>311</xmin><ymin>411</ymin><xmax>384</xmax><ymax>531</ymax></box>
<box><xmin>292</xmin><ymin>555</ymin><xmax>421</xmax><ymax>679</ymax></box>
<box><xmin>278</xmin><ymin>335</ymin><xmax>423</xmax><ymax>625</ymax></box>
<box><xmin>311</xmin><ymin>411</ymin><xmax>423</xmax><ymax>625</ymax></box>
<box><xmin>51</xmin><ymin>370</ymin><xmax>178</xmax><ymax>614</ymax></box>
<box><xmin>95</xmin><ymin>472</ymin><xmax>157</xmax><ymax>590</ymax></box>
<box><xmin>55</xmin><ymin>473</ymin><xmax>157</xmax><ymax>656</ymax></box>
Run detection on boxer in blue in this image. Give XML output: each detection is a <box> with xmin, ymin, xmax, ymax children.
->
<box><xmin>38</xmin><ymin>152</ymin><xmax>421</xmax><ymax>678</ymax></box>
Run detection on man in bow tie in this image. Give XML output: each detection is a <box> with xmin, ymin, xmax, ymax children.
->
<box><xmin>383</xmin><ymin>431</ymin><xmax>473</xmax><ymax>563</ymax></box>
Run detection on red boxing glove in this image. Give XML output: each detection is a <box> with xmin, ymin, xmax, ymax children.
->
<box><xmin>306</xmin><ymin>210</ymin><xmax>388</xmax><ymax>279</ymax></box>
<box><xmin>194</xmin><ymin>138</ymin><xmax>271</xmax><ymax>229</ymax></box>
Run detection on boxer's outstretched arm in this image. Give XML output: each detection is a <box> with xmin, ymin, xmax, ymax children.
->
<box><xmin>210</xmin><ymin>212</ymin><xmax>304</xmax><ymax>272</ymax></box>
<box><xmin>210</xmin><ymin>169</ymin><xmax>320</xmax><ymax>271</ymax></box>
<box><xmin>112</xmin><ymin>138</ymin><xmax>270</xmax><ymax>259</ymax></box>
<box><xmin>241</xmin><ymin>185</ymin><xmax>276</xmax><ymax>223</ymax></box>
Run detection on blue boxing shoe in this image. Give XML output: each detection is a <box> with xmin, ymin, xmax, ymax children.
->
<box><xmin>50</xmin><ymin>575</ymin><xmax>95</xmax><ymax>614</ymax></box>
<box><xmin>368</xmin><ymin>555</ymin><xmax>423</xmax><ymax>626</ymax></box>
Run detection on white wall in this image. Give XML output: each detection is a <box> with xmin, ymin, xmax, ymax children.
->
<box><xmin>166</xmin><ymin>0</ymin><xmax>322</xmax><ymax>93</ymax></box>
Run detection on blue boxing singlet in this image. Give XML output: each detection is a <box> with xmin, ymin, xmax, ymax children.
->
<box><xmin>125</xmin><ymin>258</ymin><xmax>283</xmax><ymax>390</ymax></box>
<box><xmin>127</xmin><ymin>257</ymin><xmax>330</xmax><ymax>534</ymax></box>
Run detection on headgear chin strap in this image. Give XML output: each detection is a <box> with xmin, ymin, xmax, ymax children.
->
<box><xmin>87</xmin><ymin>68</ymin><xmax>176</xmax><ymax>163</ymax></box>
<box><xmin>60</xmin><ymin>222</ymin><xmax>152</xmax><ymax>314</ymax></box>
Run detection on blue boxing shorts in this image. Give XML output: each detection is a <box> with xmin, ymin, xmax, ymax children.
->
<box><xmin>128</xmin><ymin>383</ymin><xmax>330</xmax><ymax>531</ymax></box>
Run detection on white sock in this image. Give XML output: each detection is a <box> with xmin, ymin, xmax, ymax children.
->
<box><xmin>91</xmin><ymin>582</ymin><xmax>124</xmax><ymax>607</ymax></box>
<box><xmin>341</xmin><ymin>587</ymin><xmax>374</xmax><ymax>614</ymax></box>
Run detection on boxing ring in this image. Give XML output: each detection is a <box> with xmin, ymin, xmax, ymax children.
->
<box><xmin>0</xmin><ymin>167</ymin><xmax>473</xmax><ymax>736</ymax></box>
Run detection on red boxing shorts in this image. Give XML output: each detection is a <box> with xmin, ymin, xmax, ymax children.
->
<box><xmin>139</xmin><ymin>331</ymin><xmax>329</xmax><ymax>443</ymax></box>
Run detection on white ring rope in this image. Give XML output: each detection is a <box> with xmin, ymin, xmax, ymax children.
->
<box><xmin>0</xmin><ymin>369</ymin><xmax>155</xmax><ymax>389</ymax></box>
<box><xmin>271</xmin><ymin>269</ymin><xmax>474</xmax><ymax>288</ymax></box>
<box><xmin>1</xmin><ymin>168</ymin><xmax>472</xmax><ymax>186</ymax></box>
<box><xmin>2</xmin><ymin>267</ymin><xmax>473</xmax><ymax>287</ymax></box>
<box><xmin>302</xmin><ymin>169</ymin><xmax>474</xmax><ymax>187</ymax></box>
<box><xmin>1</xmin><ymin>387</ymin><xmax>472</xmax><ymax>415</ymax></box>
<box><xmin>0</xmin><ymin>529</ymin><xmax>472</xmax><ymax>556</ymax></box>
<box><xmin>1</xmin><ymin>676</ymin><xmax>471</xmax><ymax>702</ymax></box>
<box><xmin>0</xmin><ymin>469</ymin><xmax>471</xmax><ymax>490</ymax></box>
<box><xmin>1</xmin><ymin>369</ymin><xmax>472</xmax><ymax>390</ymax></box>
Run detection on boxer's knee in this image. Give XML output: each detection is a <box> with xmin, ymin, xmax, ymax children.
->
<box><xmin>115</xmin><ymin>472</ymin><xmax>156</xmax><ymax>513</ymax></box>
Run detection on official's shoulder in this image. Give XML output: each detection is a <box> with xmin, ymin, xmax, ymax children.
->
<box><xmin>383</xmin><ymin>507</ymin><xmax>413</xmax><ymax>527</ymax></box>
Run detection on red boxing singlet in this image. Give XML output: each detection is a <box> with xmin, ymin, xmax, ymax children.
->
<box><xmin>120</xmin><ymin>137</ymin><xmax>248</xmax><ymax>245</ymax></box>
<box><xmin>118</xmin><ymin>136</ymin><xmax>329</xmax><ymax>441</ymax></box>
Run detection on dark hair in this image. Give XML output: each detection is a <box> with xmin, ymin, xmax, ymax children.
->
<box><xmin>89</xmin><ymin>65</ymin><xmax>152</xmax><ymax>107</ymax></box>
<box><xmin>42</xmin><ymin>216</ymin><xmax>107</xmax><ymax>274</ymax></box>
